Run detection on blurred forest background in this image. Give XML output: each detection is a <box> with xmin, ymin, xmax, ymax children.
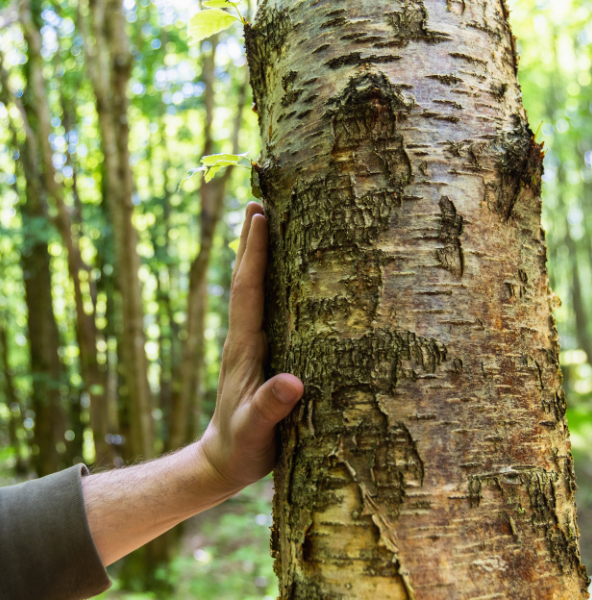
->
<box><xmin>0</xmin><ymin>0</ymin><xmax>591</xmax><ymax>597</ymax></box>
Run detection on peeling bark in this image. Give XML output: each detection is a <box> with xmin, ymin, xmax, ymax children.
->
<box><xmin>246</xmin><ymin>0</ymin><xmax>589</xmax><ymax>598</ymax></box>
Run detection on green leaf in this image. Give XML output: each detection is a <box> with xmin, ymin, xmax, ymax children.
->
<box><xmin>179</xmin><ymin>154</ymin><xmax>250</xmax><ymax>187</ymax></box>
<box><xmin>203</xmin><ymin>0</ymin><xmax>242</xmax><ymax>8</ymax></box>
<box><xmin>204</xmin><ymin>165</ymin><xmax>223</xmax><ymax>183</ymax></box>
<box><xmin>228</xmin><ymin>238</ymin><xmax>241</xmax><ymax>253</ymax></box>
<box><xmin>188</xmin><ymin>8</ymin><xmax>240</xmax><ymax>44</ymax></box>
<box><xmin>201</xmin><ymin>153</ymin><xmax>249</xmax><ymax>167</ymax></box>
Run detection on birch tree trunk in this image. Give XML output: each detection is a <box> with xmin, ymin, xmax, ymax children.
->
<box><xmin>245</xmin><ymin>1</ymin><xmax>590</xmax><ymax>598</ymax></box>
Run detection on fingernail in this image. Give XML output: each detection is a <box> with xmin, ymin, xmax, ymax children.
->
<box><xmin>273</xmin><ymin>378</ymin><xmax>299</xmax><ymax>404</ymax></box>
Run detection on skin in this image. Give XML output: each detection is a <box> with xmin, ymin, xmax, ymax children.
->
<box><xmin>81</xmin><ymin>202</ymin><xmax>304</xmax><ymax>567</ymax></box>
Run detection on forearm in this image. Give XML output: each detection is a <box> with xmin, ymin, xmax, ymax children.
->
<box><xmin>81</xmin><ymin>442</ymin><xmax>238</xmax><ymax>566</ymax></box>
<box><xmin>81</xmin><ymin>206</ymin><xmax>303</xmax><ymax>569</ymax></box>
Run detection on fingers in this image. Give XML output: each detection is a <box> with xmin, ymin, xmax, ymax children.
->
<box><xmin>245</xmin><ymin>374</ymin><xmax>304</xmax><ymax>431</ymax></box>
<box><xmin>229</xmin><ymin>213</ymin><xmax>269</xmax><ymax>337</ymax></box>
<box><xmin>232</xmin><ymin>202</ymin><xmax>264</xmax><ymax>285</ymax></box>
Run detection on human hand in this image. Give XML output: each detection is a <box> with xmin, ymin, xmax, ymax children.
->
<box><xmin>197</xmin><ymin>202</ymin><xmax>304</xmax><ymax>494</ymax></box>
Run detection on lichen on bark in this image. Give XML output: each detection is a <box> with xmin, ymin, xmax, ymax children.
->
<box><xmin>247</xmin><ymin>0</ymin><xmax>589</xmax><ymax>598</ymax></box>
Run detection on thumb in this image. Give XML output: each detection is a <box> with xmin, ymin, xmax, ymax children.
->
<box><xmin>248</xmin><ymin>374</ymin><xmax>304</xmax><ymax>430</ymax></box>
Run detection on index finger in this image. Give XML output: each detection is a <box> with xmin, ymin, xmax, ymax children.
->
<box><xmin>228</xmin><ymin>214</ymin><xmax>268</xmax><ymax>337</ymax></box>
<box><xmin>232</xmin><ymin>202</ymin><xmax>264</xmax><ymax>288</ymax></box>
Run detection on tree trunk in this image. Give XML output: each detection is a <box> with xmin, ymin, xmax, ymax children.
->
<box><xmin>80</xmin><ymin>0</ymin><xmax>153</xmax><ymax>460</ymax></box>
<box><xmin>19</xmin><ymin>0</ymin><xmax>112</xmax><ymax>467</ymax></box>
<box><xmin>564</xmin><ymin>216</ymin><xmax>592</xmax><ymax>366</ymax></box>
<box><xmin>0</xmin><ymin>51</ymin><xmax>66</xmax><ymax>478</ymax></box>
<box><xmin>246</xmin><ymin>1</ymin><xmax>589</xmax><ymax>598</ymax></box>
<box><xmin>0</xmin><ymin>321</ymin><xmax>27</xmax><ymax>474</ymax></box>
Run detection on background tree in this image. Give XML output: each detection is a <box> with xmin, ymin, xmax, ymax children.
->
<box><xmin>246</xmin><ymin>0</ymin><xmax>589</xmax><ymax>597</ymax></box>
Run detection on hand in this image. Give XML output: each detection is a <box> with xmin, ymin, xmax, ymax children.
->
<box><xmin>198</xmin><ymin>202</ymin><xmax>304</xmax><ymax>493</ymax></box>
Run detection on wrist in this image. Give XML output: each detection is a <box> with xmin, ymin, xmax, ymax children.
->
<box><xmin>187</xmin><ymin>438</ymin><xmax>244</xmax><ymax>506</ymax></box>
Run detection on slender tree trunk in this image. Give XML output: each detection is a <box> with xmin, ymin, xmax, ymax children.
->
<box><xmin>150</xmin><ymin>157</ymin><xmax>177</xmax><ymax>450</ymax></box>
<box><xmin>246</xmin><ymin>1</ymin><xmax>589</xmax><ymax>598</ymax></box>
<box><xmin>171</xmin><ymin>54</ymin><xmax>248</xmax><ymax>448</ymax></box>
<box><xmin>80</xmin><ymin>0</ymin><xmax>153</xmax><ymax>459</ymax></box>
<box><xmin>0</xmin><ymin>322</ymin><xmax>27</xmax><ymax>474</ymax></box>
<box><xmin>564</xmin><ymin>216</ymin><xmax>592</xmax><ymax>366</ymax></box>
<box><xmin>0</xmin><ymin>51</ymin><xmax>65</xmax><ymax>478</ymax></box>
<box><xmin>19</xmin><ymin>0</ymin><xmax>112</xmax><ymax>466</ymax></box>
<box><xmin>19</xmin><ymin>176</ymin><xmax>66</xmax><ymax>477</ymax></box>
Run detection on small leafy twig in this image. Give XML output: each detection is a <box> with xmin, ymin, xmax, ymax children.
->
<box><xmin>180</xmin><ymin>153</ymin><xmax>251</xmax><ymax>189</ymax></box>
<box><xmin>189</xmin><ymin>0</ymin><xmax>245</xmax><ymax>44</ymax></box>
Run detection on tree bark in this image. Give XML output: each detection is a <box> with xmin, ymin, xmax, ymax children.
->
<box><xmin>80</xmin><ymin>0</ymin><xmax>153</xmax><ymax>459</ymax></box>
<box><xmin>246</xmin><ymin>1</ymin><xmax>589</xmax><ymax>598</ymax></box>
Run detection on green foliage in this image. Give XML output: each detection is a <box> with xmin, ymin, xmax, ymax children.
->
<box><xmin>189</xmin><ymin>152</ymin><xmax>251</xmax><ymax>183</ymax></box>
<box><xmin>188</xmin><ymin>8</ymin><xmax>241</xmax><ymax>45</ymax></box>
<box><xmin>203</xmin><ymin>0</ymin><xmax>243</xmax><ymax>9</ymax></box>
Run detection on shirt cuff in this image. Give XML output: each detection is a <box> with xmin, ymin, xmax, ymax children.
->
<box><xmin>0</xmin><ymin>464</ymin><xmax>111</xmax><ymax>600</ymax></box>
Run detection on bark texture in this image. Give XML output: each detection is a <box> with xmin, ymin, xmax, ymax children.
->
<box><xmin>245</xmin><ymin>1</ymin><xmax>590</xmax><ymax>598</ymax></box>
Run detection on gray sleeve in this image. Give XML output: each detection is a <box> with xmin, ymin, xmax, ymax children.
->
<box><xmin>0</xmin><ymin>464</ymin><xmax>111</xmax><ymax>600</ymax></box>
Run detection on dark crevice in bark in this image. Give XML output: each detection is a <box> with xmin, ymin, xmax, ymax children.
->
<box><xmin>446</xmin><ymin>0</ymin><xmax>466</xmax><ymax>15</ymax></box>
<box><xmin>326</xmin><ymin>53</ymin><xmax>401</xmax><ymax>70</ymax></box>
<box><xmin>486</xmin><ymin>116</ymin><xmax>545</xmax><ymax>222</ymax></box>
<box><xmin>425</xmin><ymin>73</ymin><xmax>462</xmax><ymax>86</ymax></box>
<box><xmin>437</xmin><ymin>196</ymin><xmax>464</xmax><ymax>278</ymax></box>
<box><xmin>491</xmin><ymin>81</ymin><xmax>509</xmax><ymax>101</ymax></box>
